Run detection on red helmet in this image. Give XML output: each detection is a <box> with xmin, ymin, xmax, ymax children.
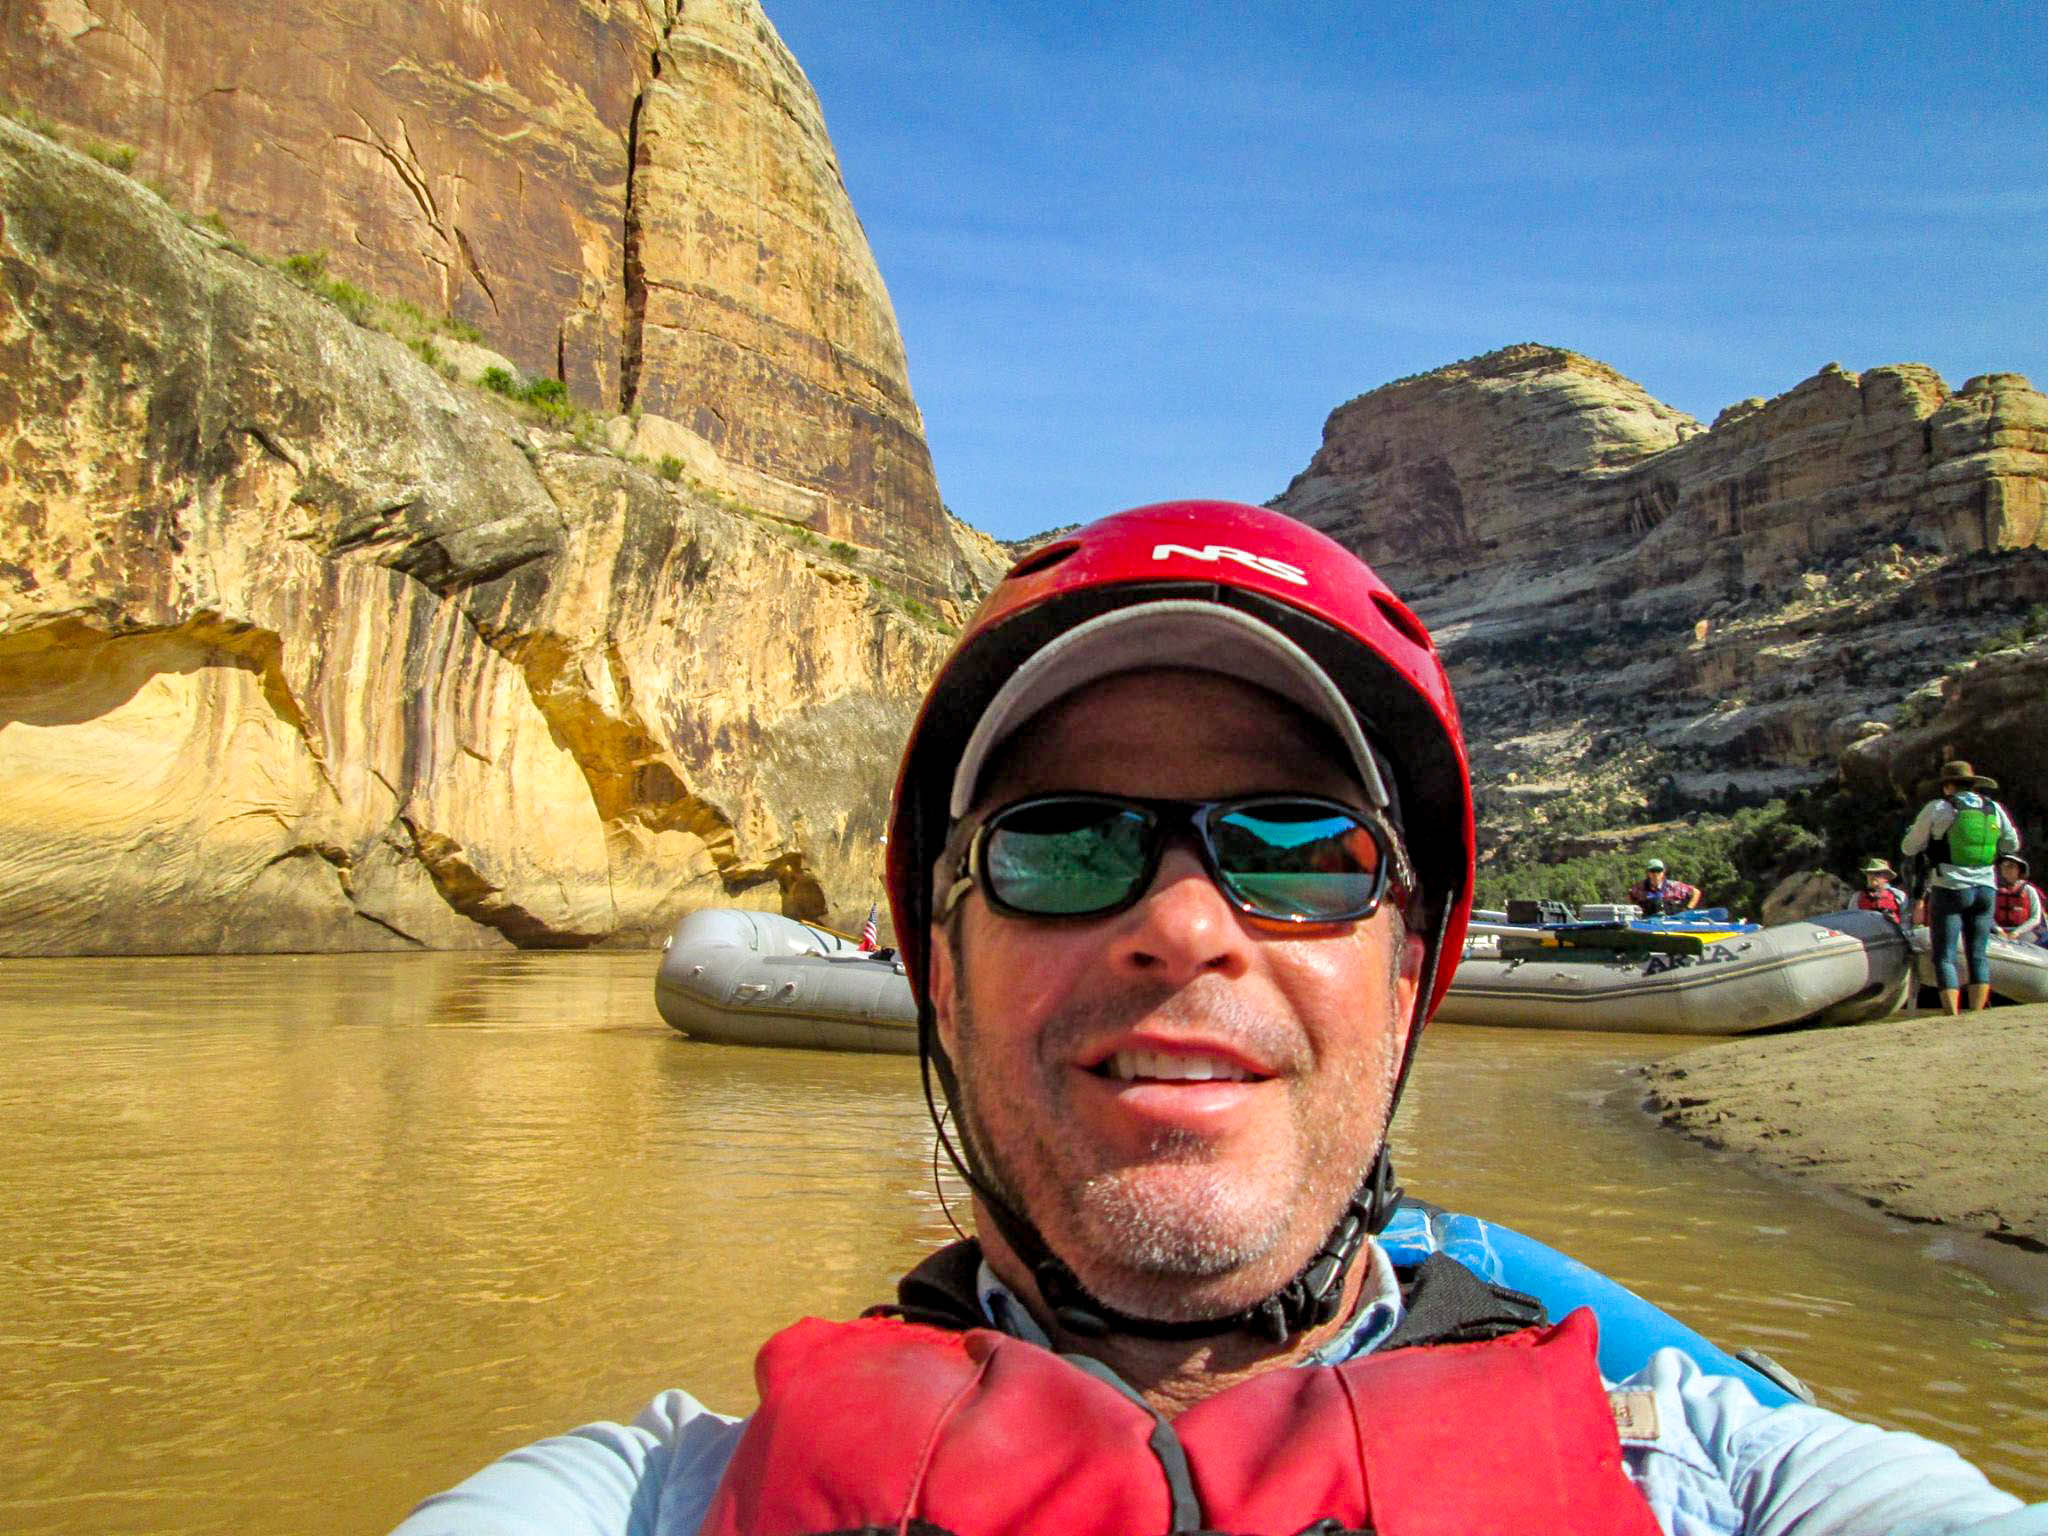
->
<box><xmin>886</xmin><ymin>499</ymin><xmax>1475</xmax><ymax>1031</ymax></box>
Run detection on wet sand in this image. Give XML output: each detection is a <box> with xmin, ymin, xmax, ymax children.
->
<box><xmin>1642</xmin><ymin>1004</ymin><xmax>2048</xmax><ymax>1255</ymax></box>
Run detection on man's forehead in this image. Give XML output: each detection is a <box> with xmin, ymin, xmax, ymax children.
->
<box><xmin>973</xmin><ymin>668</ymin><xmax>1364</xmax><ymax>807</ymax></box>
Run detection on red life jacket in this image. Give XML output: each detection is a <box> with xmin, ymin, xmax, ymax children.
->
<box><xmin>697</xmin><ymin>1307</ymin><xmax>1661</xmax><ymax>1536</ymax></box>
<box><xmin>1996</xmin><ymin>881</ymin><xmax>2041</xmax><ymax>930</ymax></box>
<box><xmin>1856</xmin><ymin>886</ymin><xmax>1908</xmax><ymax>921</ymax></box>
<box><xmin>1630</xmin><ymin>877</ymin><xmax>1697</xmax><ymax>914</ymax></box>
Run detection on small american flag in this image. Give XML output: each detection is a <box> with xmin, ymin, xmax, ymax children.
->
<box><xmin>857</xmin><ymin>903</ymin><xmax>879</xmax><ymax>952</ymax></box>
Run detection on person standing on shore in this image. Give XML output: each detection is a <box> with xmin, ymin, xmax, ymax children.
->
<box><xmin>394</xmin><ymin>504</ymin><xmax>2043</xmax><ymax>1536</ymax></box>
<box><xmin>1853</xmin><ymin>857</ymin><xmax>1912</xmax><ymax>924</ymax></box>
<box><xmin>1629</xmin><ymin>857</ymin><xmax>1701</xmax><ymax>916</ymax></box>
<box><xmin>1995</xmin><ymin>855</ymin><xmax>2046</xmax><ymax>945</ymax></box>
<box><xmin>1902</xmin><ymin>761</ymin><xmax>2021</xmax><ymax>1013</ymax></box>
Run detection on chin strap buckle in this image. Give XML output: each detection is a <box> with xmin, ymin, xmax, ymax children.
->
<box><xmin>1362</xmin><ymin>1147</ymin><xmax>1404</xmax><ymax>1235</ymax></box>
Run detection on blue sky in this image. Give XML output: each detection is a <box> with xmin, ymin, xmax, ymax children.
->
<box><xmin>764</xmin><ymin>3</ymin><xmax>2048</xmax><ymax>542</ymax></box>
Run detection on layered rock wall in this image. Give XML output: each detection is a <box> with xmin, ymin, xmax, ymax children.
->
<box><xmin>1623</xmin><ymin>365</ymin><xmax>2048</xmax><ymax>593</ymax></box>
<box><xmin>1277</xmin><ymin>347</ymin><xmax>2048</xmax><ymax>601</ymax></box>
<box><xmin>0</xmin><ymin>120</ymin><xmax>947</xmax><ymax>954</ymax></box>
<box><xmin>0</xmin><ymin>0</ymin><xmax>952</xmax><ymax>584</ymax></box>
<box><xmin>626</xmin><ymin>0</ymin><xmax>946</xmax><ymax>562</ymax></box>
<box><xmin>1275</xmin><ymin>345</ymin><xmax>1702</xmax><ymax>581</ymax></box>
<box><xmin>1</xmin><ymin>0</ymin><xmax>662</xmax><ymax>402</ymax></box>
<box><xmin>1273</xmin><ymin>347</ymin><xmax>2048</xmax><ymax>863</ymax></box>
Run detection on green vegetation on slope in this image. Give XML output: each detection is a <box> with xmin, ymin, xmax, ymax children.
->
<box><xmin>1473</xmin><ymin>777</ymin><xmax>1912</xmax><ymax>917</ymax></box>
<box><xmin>1475</xmin><ymin>803</ymin><xmax>1818</xmax><ymax>913</ymax></box>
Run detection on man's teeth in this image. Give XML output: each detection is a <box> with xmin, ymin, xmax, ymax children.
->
<box><xmin>1102</xmin><ymin>1050</ymin><xmax>1252</xmax><ymax>1083</ymax></box>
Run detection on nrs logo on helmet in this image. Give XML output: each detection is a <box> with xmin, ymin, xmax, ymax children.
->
<box><xmin>1151</xmin><ymin>542</ymin><xmax>1310</xmax><ymax>587</ymax></box>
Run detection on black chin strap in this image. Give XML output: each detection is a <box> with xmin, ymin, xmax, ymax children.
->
<box><xmin>920</xmin><ymin>1021</ymin><xmax>1405</xmax><ymax>1344</ymax></box>
<box><xmin>1030</xmin><ymin>1154</ymin><xmax>1405</xmax><ymax>1344</ymax></box>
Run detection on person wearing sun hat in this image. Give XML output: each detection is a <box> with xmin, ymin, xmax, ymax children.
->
<box><xmin>1853</xmin><ymin>856</ymin><xmax>1911</xmax><ymax>924</ymax></box>
<box><xmin>1994</xmin><ymin>854</ymin><xmax>2045</xmax><ymax>945</ymax></box>
<box><xmin>1902</xmin><ymin>760</ymin><xmax>2022</xmax><ymax>1012</ymax></box>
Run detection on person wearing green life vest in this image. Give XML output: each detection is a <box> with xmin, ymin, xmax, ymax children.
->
<box><xmin>1901</xmin><ymin>761</ymin><xmax>2022</xmax><ymax>1014</ymax></box>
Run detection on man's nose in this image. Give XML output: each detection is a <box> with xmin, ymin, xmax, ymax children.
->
<box><xmin>1103</xmin><ymin>843</ymin><xmax>1252</xmax><ymax>983</ymax></box>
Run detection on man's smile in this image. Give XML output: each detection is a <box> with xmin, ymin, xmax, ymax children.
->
<box><xmin>1064</xmin><ymin>1030</ymin><xmax>1288</xmax><ymax>1139</ymax></box>
<box><xmin>1080</xmin><ymin>1028</ymin><xmax>1277</xmax><ymax>1085</ymax></box>
<box><xmin>1095</xmin><ymin>1049</ymin><xmax>1258</xmax><ymax>1083</ymax></box>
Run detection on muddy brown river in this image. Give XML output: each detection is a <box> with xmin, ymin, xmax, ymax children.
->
<box><xmin>3</xmin><ymin>951</ymin><xmax>2044</xmax><ymax>1534</ymax></box>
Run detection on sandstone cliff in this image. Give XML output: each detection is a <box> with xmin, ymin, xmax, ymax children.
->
<box><xmin>1273</xmin><ymin>346</ymin><xmax>2048</xmax><ymax>872</ymax></box>
<box><xmin>1276</xmin><ymin>345</ymin><xmax>1703</xmax><ymax>582</ymax></box>
<box><xmin>0</xmin><ymin>0</ymin><xmax>957</xmax><ymax>585</ymax></box>
<box><xmin>0</xmin><ymin>120</ymin><xmax>952</xmax><ymax>954</ymax></box>
<box><xmin>1278</xmin><ymin>345</ymin><xmax>2046</xmax><ymax>600</ymax></box>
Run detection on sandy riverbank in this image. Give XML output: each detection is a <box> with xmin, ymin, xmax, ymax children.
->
<box><xmin>1641</xmin><ymin>1004</ymin><xmax>2048</xmax><ymax>1255</ymax></box>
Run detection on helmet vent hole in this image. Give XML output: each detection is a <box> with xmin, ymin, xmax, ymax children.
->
<box><xmin>1004</xmin><ymin>541</ymin><xmax>1081</xmax><ymax>581</ymax></box>
<box><xmin>1372</xmin><ymin>591</ymin><xmax>1434</xmax><ymax>650</ymax></box>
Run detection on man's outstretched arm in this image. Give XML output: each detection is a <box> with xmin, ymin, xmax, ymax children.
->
<box><xmin>389</xmin><ymin>1391</ymin><xmax>744</xmax><ymax>1536</ymax></box>
<box><xmin>1623</xmin><ymin>1347</ymin><xmax>2043</xmax><ymax>1536</ymax></box>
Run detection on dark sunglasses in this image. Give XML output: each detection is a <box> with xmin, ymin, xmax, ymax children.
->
<box><xmin>937</xmin><ymin>793</ymin><xmax>1413</xmax><ymax>926</ymax></box>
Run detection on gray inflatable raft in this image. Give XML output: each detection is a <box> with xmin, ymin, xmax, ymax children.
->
<box><xmin>1908</xmin><ymin>925</ymin><xmax>2048</xmax><ymax>1004</ymax></box>
<box><xmin>654</xmin><ymin>908</ymin><xmax>918</xmax><ymax>1053</ymax></box>
<box><xmin>1437</xmin><ymin>908</ymin><xmax>1912</xmax><ymax>1034</ymax></box>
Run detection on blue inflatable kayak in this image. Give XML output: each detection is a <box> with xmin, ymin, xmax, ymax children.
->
<box><xmin>1379</xmin><ymin>1201</ymin><xmax>1803</xmax><ymax>1407</ymax></box>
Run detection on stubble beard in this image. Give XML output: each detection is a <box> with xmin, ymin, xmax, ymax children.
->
<box><xmin>946</xmin><ymin>942</ymin><xmax>1408</xmax><ymax>1320</ymax></box>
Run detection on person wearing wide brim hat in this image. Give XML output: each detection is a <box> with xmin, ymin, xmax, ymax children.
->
<box><xmin>1994</xmin><ymin>852</ymin><xmax>2045</xmax><ymax>946</ymax></box>
<box><xmin>1915</xmin><ymin>760</ymin><xmax>1999</xmax><ymax>797</ymax></box>
<box><xmin>1853</xmin><ymin>857</ymin><xmax>1909</xmax><ymax>924</ymax></box>
<box><xmin>1902</xmin><ymin>759</ymin><xmax>2022</xmax><ymax>1011</ymax></box>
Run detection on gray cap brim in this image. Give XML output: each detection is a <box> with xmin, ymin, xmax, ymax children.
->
<box><xmin>947</xmin><ymin>599</ymin><xmax>1392</xmax><ymax>820</ymax></box>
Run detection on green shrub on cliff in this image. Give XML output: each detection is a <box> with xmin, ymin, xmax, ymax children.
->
<box><xmin>0</xmin><ymin>99</ymin><xmax>137</xmax><ymax>175</ymax></box>
<box><xmin>859</xmin><ymin>575</ymin><xmax>952</xmax><ymax>634</ymax></box>
<box><xmin>1972</xmin><ymin>603</ymin><xmax>2048</xmax><ymax>658</ymax></box>
<box><xmin>276</xmin><ymin>250</ymin><xmax>372</xmax><ymax>324</ymax></box>
<box><xmin>0</xmin><ymin>99</ymin><xmax>58</xmax><ymax>138</ymax></box>
<box><xmin>513</xmin><ymin>376</ymin><xmax>576</xmax><ymax>424</ymax></box>
<box><xmin>80</xmin><ymin>137</ymin><xmax>138</xmax><ymax>173</ymax></box>
<box><xmin>521</xmin><ymin>377</ymin><xmax>567</xmax><ymax>409</ymax></box>
<box><xmin>278</xmin><ymin>250</ymin><xmax>488</xmax><ymax>352</ymax></box>
<box><xmin>320</xmin><ymin>278</ymin><xmax>374</xmax><ymax>325</ymax></box>
<box><xmin>383</xmin><ymin>296</ymin><xmax>485</xmax><ymax>346</ymax></box>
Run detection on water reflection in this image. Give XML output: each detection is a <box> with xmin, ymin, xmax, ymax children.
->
<box><xmin>0</xmin><ymin>956</ymin><xmax>2041</xmax><ymax>1536</ymax></box>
